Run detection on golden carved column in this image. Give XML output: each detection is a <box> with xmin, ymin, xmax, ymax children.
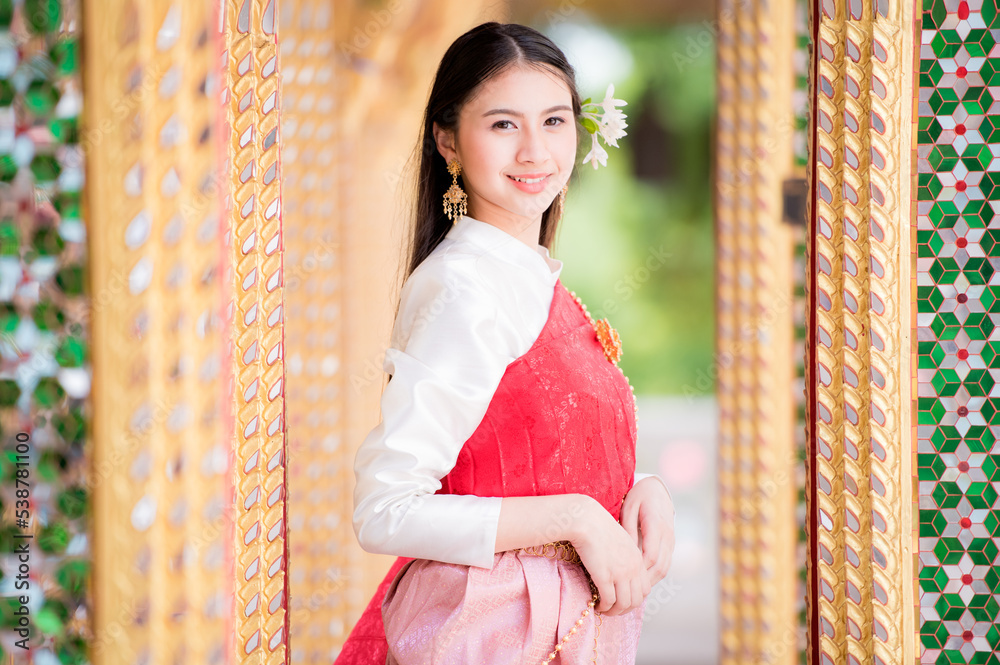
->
<box><xmin>85</xmin><ymin>1</ymin><xmax>229</xmax><ymax>663</ymax></box>
<box><xmin>222</xmin><ymin>0</ymin><xmax>289</xmax><ymax>660</ymax></box>
<box><xmin>715</xmin><ymin>0</ymin><xmax>800</xmax><ymax>662</ymax></box>
<box><xmin>806</xmin><ymin>1</ymin><xmax>916</xmax><ymax>664</ymax></box>
<box><xmin>275</xmin><ymin>1</ymin><xmax>498</xmax><ymax>657</ymax></box>
<box><xmin>278</xmin><ymin>2</ymin><xmax>347</xmax><ymax>662</ymax></box>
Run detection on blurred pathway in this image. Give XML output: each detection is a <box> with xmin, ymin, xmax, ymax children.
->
<box><xmin>633</xmin><ymin>395</ymin><xmax>718</xmax><ymax>665</ymax></box>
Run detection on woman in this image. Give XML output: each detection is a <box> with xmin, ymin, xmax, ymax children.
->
<box><xmin>339</xmin><ymin>22</ymin><xmax>676</xmax><ymax>665</ymax></box>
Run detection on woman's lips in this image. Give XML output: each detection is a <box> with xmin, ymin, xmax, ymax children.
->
<box><xmin>507</xmin><ymin>173</ymin><xmax>551</xmax><ymax>194</ymax></box>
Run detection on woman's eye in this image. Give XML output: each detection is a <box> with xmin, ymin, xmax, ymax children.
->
<box><xmin>492</xmin><ymin>117</ymin><xmax>565</xmax><ymax>130</ymax></box>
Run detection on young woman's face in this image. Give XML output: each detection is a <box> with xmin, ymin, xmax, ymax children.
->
<box><xmin>434</xmin><ymin>64</ymin><xmax>578</xmax><ymax>237</ymax></box>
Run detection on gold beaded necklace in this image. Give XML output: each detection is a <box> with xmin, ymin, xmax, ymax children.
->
<box><xmin>567</xmin><ymin>289</ymin><xmax>639</xmax><ymax>433</ymax></box>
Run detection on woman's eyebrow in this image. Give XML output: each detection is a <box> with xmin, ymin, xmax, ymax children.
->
<box><xmin>482</xmin><ymin>105</ymin><xmax>573</xmax><ymax>117</ymax></box>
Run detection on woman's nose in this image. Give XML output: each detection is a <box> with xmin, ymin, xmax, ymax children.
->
<box><xmin>516</xmin><ymin>125</ymin><xmax>548</xmax><ymax>164</ymax></box>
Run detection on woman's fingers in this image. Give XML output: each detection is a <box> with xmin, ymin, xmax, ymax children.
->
<box><xmin>594</xmin><ymin>573</ymin><xmax>616</xmax><ymax>614</ymax></box>
<box><xmin>619</xmin><ymin>498</ymin><xmax>641</xmax><ymax>547</ymax></box>
<box><xmin>630</xmin><ymin>575</ymin><xmax>646</xmax><ymax>613</ymax></box>
<box><xmin>639</xmin><ymin>509</ymin><xmax>662</xmax><ymax>570</ymax></box>
<box><xmin>608</xmin><ymin>579</ymin><xmax>631</xmax><ymax>616</ymax></box>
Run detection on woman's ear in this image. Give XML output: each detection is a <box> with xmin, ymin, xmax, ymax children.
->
<box><xmin>432</xmin><ymin>121</ymin><xmax>457</xmax><ymax>164</ymax></box>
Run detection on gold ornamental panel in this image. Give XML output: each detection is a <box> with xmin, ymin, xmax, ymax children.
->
<box><xmin>222</xmin><ymin>0</ymin><xmax>290</xmax><ymax>661</ymax></box>
<box><xmin>85</xmin><ymin>1</ymin><xmax>230</xmax><ymax>663</ymax></box>
<box><xmin>806</xmin><ymin>1</ymin><xmax>916</xmax><ymax>663</ymax></box>
<box><xmin>715</xmin><ymin>0</ymin><xmax>800</xmax><ymax>662</ymax></box>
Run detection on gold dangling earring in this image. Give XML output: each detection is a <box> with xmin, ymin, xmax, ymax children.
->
<box><xmin>443</xmin><ymin>158</ymin><xmax>468</xmax><ymax>224</ymax></box>
<box><xmin>556</xmin><ymin>183</ymin><xmax>568</xmax><ymax>224</ymax></box>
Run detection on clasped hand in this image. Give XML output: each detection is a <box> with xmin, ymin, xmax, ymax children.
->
<box><xmin>572</xmin><ymin>477</ymin><xmax>676</xmax><ymax>616</ymax></box>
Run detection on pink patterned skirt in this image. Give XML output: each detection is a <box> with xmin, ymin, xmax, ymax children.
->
<box><xmin>381</xmin><ymin>546</ymin><xmax>645</xmax><ymax>664</ymax></box>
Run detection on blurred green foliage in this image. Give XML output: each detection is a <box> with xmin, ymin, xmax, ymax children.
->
<box><xmin>557</xmin><ymin>24</ymin><xmax>715</xmax><ymax>395</ymax></box>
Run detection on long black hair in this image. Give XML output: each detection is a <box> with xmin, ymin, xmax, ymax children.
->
<box><xmin>402</xmin><ymin>22</ymin><xmax>584</xmax><ymax>283</ymax></box>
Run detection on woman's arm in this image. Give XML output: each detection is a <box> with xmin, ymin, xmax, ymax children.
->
<box><xmin>354</xmin><ymin>259</ymin><xmax>534</xmax><ymax>570</ymax></box>
<box><xmin>496</xmin><ymin>493</ymin><xmax>651</xmax><ymax>617</ymax></box>
<box><xmin>493</xmin><ymin>493</ymin><xmax>596</xmax><ymax>552</ymax></box>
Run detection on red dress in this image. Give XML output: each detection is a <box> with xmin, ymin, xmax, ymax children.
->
<box><xmin>335</xmin><ymin>278</ymin><xmax>638</xmax><ymax>664</ymax></box>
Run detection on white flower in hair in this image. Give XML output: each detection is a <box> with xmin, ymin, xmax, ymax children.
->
<box><xmin>579</xmin><ymin>83</ymin><xmax>628</xmax><ymax>169</ymax></box>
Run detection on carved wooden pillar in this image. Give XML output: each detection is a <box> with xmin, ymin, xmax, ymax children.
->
<box><xmin>220</xmin><ymin>0</ymin><xmax>290</xmax><ymax>661</ymax></box>
<box><xmin>716</xmin><ymin>0</ymin><xmax>801</xmax><ymax>662</ymax></box>
<box><xmin>805</xmin><ymin>1</ymin><xmax>916</xmax><ymax>663</ymax></box>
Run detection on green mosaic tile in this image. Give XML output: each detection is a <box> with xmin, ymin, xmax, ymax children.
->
<box><xmin>966</xmin><ymin>483</ymin><xmax>998</xmax><ymax>510</ymax></box>
<box><xmin>987</xmin><ymin>623</ymin><xmax>1000</xmax><ymax>649</ymax></box>
<box><xmin>919</xmin><ymin>229</ymin><xmax>944</xmax><ymax>257</ymax></box>
<box><xmin>929</xmin><ymin>257</ymin><xmax>961</xmax><ymax>284</ymax></box>
<box><xmin>980</xmin><ymin>399</ymin><xmax>1000</xmax><ymax>426</ymax></box>
<box><xmin>921</xmin><ymin>506</ymin><xmax>950</xmax><ymax>535</ymax></box>
<box><xmin>921</xmin><ymin>620</ymin><xmax>949</xmax><ymax>650</ymax></box>
<box><xmin>930</xmin><ymin>311</ymin><xmax>962</xmax><ymax>340</ymax></box>
<box><xmin>929</xmin><ymin>143</ymin><xmax>960</xmax><ymax>171</ymax></box>
<box><xmin>961</xmin><ymin>143</ymin><xmax>994</xmax><ymax>172</ymax></box>
<box><xmin>959</xmin><ymin>202</ymin><xmax>992</xmax><ymax>230</ymax></box>
<box><xmin>967</xmin><ymin>593</ymin><xmax>999</xmax><ymax>621</ymax></box>
<box><xmin>919</xmin><ymin>286</ymin><xmax>946</xmax><ymax>315</ymax></box>
<box><xmin>919</xmin><ymin>564</ymin><xmax>950</xmax><ymax>592</ymax></box>
<box><xmin>922</xmin><ymin>58</ymin><xmax>946</xmax><ymax>87</ymax></box>
<box><xmin>986</xmin><ymin>565</ymin><xmax>1000</xmax><ymax>590</ymax></box>
<box><xmin>925</xmin><ymin>0</ymin><xmax>946</xmax><ymax>24</ymax></box>
<box><xmin>932</xmin><ymin>481</ymin><xmax>964</xmax><ymax>510</ymax></box>
<box><xmin>980</xmin><ymin>58</ymin><xmax>1000</xmax><ymax>86</ymax></box>
<box><xmin>929</xmin><ymin>86</ymin><xmax>961</xmax><ymax>114</ymax></box>
<box><xmin>962</xmin><ymin>368</ymin><xmax>995</xmax><ymax>396</ymax></box>
<box><xmin>931</xmin><ymin>30</ymin><xmax>963</xmax><ymax>59</ymax></box>
<box><xmin>932</xmin><ymin>368</ymin><xmax>962</xmax><ymax>396</ymax></box>
<box><xmin>983</xmin><ymin>1</ymin><xmax>999</xmax><ymax>27</ymax></box>
<box><xmin>921</xmin><ymin>173</ymin><xmax>944</xmax><ymax>202</ymax></box>
<box><xmin>930</xmin><ymin>200</ymin><xmax>961</xmax><ymax>228</ymax></box>
<box><xmin>984</xmin><ymin>456</ymin><xmax>1000</xmax><ymax>482</ymax></box>
<box><xmin>979</xmin><ymin>229</ymin><xmax>1000</xmax><ymax>256</ymax></box>
<box><xmin>963</xmin><ymin>312</ymin><xmax>995</xmax><ymax>340</ymax></box>
<box><xmin>984</xmin><ymin>341</ymin><xmax>1000</xmax><ymax>367</ymax></box>
<box><xmin>965</xmin><ymin>426</ymin><xmax>996</xmax><ymax>454</ymax></box>
<box><xmin>934</xmin><ymin>591</ymin><xmax>967</xmax><ymax>620</ymax></box>
<box><xmin>966</xmin><ymin>537</ymin><xmax>999</xmax><ymax>564</ymax></box>
<box><xmin>919</xmin><ymin>453</ymin><xmax>949</xmax><ymax>481</ymax></box>
<box><xmin>962</xmin><ymin>86</ymin><xmax>995</xmax><ymax>115</ymax></box>
<box><xmin>965</xmin><ymin>29</ymin><xmax>996</xmax><ymax>57</ymax></box>
<box><xmin>921</xmin><ymin>398</ymin><xmax>949</xmax><ymax>425</ymax></box>
<box><xmin>980</xmin><ymin>171</ymin><xmax>1000</xmax><ymax>201</ymax></box>
<box><xmin>0</xmin><ymin>0</ymin><xmax>91</xmax><ymax>659</ymax></box>
<box><xmin>934</xmin><ymin>651</ymin><xmax>968</xmax><ymax>665</ymax></box>
<box><xmin>978</xmin><ymin>113</ymin><xmax>1000</xmax><ymax>142</ymax></box>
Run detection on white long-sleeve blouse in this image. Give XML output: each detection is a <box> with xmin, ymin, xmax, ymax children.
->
<box><xmin>352</xmin><ymin>214</ymin><xmax>663</xmax><ymax>570</ymax></box>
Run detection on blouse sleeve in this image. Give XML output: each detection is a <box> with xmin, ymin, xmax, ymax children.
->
<box><xmin>352</xmin><ymin>259</ymin><xmax>522</xmax><ymax>570</ymax></box>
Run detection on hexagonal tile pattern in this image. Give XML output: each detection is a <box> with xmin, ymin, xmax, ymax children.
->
<box><xmin>919</xmin><ymin>1</ymin><xmax>1000</xmax><ymax>662</ymax></box>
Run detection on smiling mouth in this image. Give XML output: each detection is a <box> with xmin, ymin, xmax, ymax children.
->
<box><xmin>507</xmin><ymin>174</ymin><xmax>550</xmax><ymax>184</ymax></box>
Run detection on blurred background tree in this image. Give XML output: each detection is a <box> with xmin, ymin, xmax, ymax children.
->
<box><xmin>548</xmin><ymin>22</ymin><xmax>715</xmax><ymax>395</ymax></box>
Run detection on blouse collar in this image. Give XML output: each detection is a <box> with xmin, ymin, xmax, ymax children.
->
<box><xmin>446</xmin><ymin>214</ymin><xmax>563</xmax><ymax>282</ymax></box>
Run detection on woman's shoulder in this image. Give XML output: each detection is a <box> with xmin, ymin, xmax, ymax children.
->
<box><xmin>401</xmin><ymin>240</ymin><xmax>502</xmax><ymax>305</ymax></box>
<box><xmin>391</xmin><ymin>251</ymin><xmax>502</xmax><ymax>348</ymax></box>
